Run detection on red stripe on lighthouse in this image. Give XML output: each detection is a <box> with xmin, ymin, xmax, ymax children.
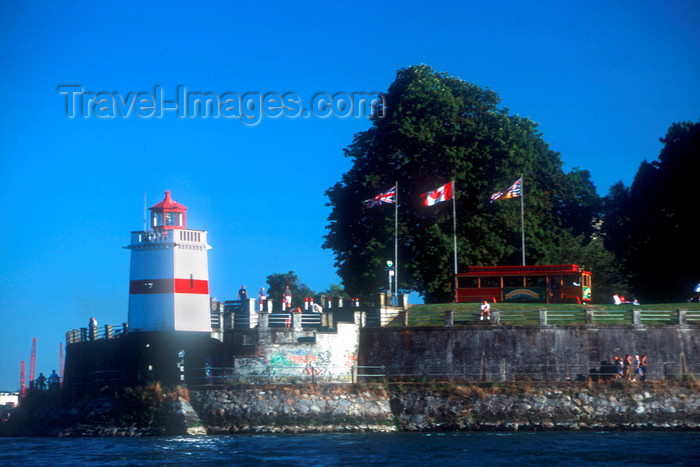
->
<box><xmin>174</xmin><ymin>278</ymin><xmax>209</xmax><ymax>294</ymax></box>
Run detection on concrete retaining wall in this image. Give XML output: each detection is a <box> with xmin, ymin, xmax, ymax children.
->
<box><xmin>358</xmin><ymin>325</ymin><xmax>699</xmax><ymax>381</ymax></box>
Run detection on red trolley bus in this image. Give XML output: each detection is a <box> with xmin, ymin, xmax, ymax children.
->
<box><xmin>455</xmin><ymin>264</ymin><xmax>592</xmax><ymax>304</ymax></box>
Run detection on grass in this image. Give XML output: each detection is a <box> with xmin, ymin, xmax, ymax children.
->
<box><xmin>409</xmin><ymin>302</ymin><xmax>700</xmax><ymax>312</ymax></box>
<box><xmin>397</xmin><ymin>302</ymin><xmax>700</xmax><ymax>327</ymax></box>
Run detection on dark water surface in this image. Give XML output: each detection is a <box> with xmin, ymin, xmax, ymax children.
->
<box><xmin>2</xmin><ymin>432</ymin><xmax>699</xmax><ymax>466</ymax></box>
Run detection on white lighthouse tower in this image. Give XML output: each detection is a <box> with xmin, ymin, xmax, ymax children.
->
<box><xmin>126</xmin><ymin>191</ymin><xmax>212</xmax><ymax>333</ymax></box>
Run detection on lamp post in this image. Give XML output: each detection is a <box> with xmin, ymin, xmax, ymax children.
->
<box><xmin>386</xmin><ymin>260</ymin><xmax>395</xmax><ymax>305</ymax></box>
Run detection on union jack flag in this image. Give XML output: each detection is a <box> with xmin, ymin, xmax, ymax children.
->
<box><xmin>365</xmin><ymin>186</ymin><xmax>396</xmax><ymax>208</ymax></box>
<box><xmin>490</xmin><ymin>178</ymin><xmax>522</xmax><ymax>202</ymax></box>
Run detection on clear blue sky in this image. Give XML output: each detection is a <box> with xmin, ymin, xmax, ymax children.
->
<box><xmin>1</xmin><ymin>1</ymin><xmax>698</xmax><ymax>391</ymax></box>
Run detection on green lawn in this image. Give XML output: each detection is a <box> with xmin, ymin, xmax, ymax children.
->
<box><xmin>408</xmin><ymin>302</ymin><xmax>700</xmax><ymax>312</ymax></box>
<box><xmin>397</xmin><ymin>302</ymin><xmax>700</xmax><ymax>327</ymax></box>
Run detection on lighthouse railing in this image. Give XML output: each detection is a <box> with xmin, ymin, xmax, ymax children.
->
<box><xmin>65</xmin><ymin>323</ymin><xmax>128</xmax><ymax>344</ymax></box>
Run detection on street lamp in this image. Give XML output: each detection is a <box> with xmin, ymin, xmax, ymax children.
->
<box><xmin>386</xmin><ymin>260</ymin><xmax>394</xmax><ymax>296</ymax></box>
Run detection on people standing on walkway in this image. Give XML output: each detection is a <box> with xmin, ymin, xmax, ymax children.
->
<box><xmin>48</xmin><ymin>370</ymin><xmax>60</xmax><ymax>391</ymax></box>
<box><xmin>624</xmin><ymin>354</ymin><xmax>632</xmax><ymax>380</ymax></box>
<box><xmin>283</xmin><ymin>286</ymin><xmax>292</xmax><ymax>311</ymax></box>
<box><xmin>89</xmin><ymin>317</ymin><xmax>98</xmax><ymax>341</ymax></box>
<box><xmin>614</xmin><ymin>356</ymin><xmax>623</xmax><ymax>378</ymax></box>
<box><xmin>258</xmin><ymin>287</ymin><xmax>267</xmax><ymax>311</ymax></box>
<box><xmin>36</xmin><ymin>372</ymin><xmax>47</xmax><ymax>390</ymax></box>
<box><xmin>238</xmin><ymin>285</ymin><xmax>247</xmax><ymax>300</ymax></box>
<box><xmin>632</xmin><ymin>354</ymin><xmax>642</xmax><ymax>382</ymax></box>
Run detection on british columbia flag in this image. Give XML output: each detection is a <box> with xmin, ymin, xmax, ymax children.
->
<box><xmin>365</xmin><ymin>186</ymin><xmax>396</xmax><ymax>208</ymax></box>
<box><xmin>490</xmin><ymin>178</ymin><xmax>522</xmax><ymax>202</ymax></box>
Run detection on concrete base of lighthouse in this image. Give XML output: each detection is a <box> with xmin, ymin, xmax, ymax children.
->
<box><xmin>63</xmin><ymin>331</ymin><xmax>222</xmax><ymax>392</ymax></box>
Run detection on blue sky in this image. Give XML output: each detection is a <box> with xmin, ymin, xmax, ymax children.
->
<box><xmin>1</xmin><ymin>1</ymin><xmax>698</xmax><ymax>391</ymax></box>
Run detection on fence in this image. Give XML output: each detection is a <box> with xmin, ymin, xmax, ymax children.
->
<box><xmin>65</xmin><ymin>323</ymin><xmax>128</xmax><ymax>344</ymax></box>
<box><xmin>370</xmin><ymin>308</ymin><xmax>698</xmax><ymax>328</ymax></box>
<box><xmin>353</xmin><ymin>362</ymin><xmax>700</xmax><ymax>384</ymax></box>
<box><xmin>261</xmin><ymin>312</ymin><xmax>323</xmax><ymax>328</ymax></box>
<box><xmin>186</xmin><ymin>363</ymin><xmax>353</xmax><ymax>388</ymax></box>
<box><xmin>182</xmin><ymin>361</ymin><xmax>700</xmax><ymax>387</ymax></box>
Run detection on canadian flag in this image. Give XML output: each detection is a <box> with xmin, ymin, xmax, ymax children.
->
<box><xmin>421</xmin><ymin>181</ymin><xmax>454</xmax><ymax>206</ymax></box>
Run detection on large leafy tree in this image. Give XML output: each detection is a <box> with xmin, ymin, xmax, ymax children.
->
<box><xmin>324</xmin><ymin>65</ymin><xmax>601</xmax><ymax>302</ymax></box>
<box><xmin>265</xmin><ymin>271</ymin><xmax>315</xmax><ymax>310</ymax></box>
<box><xmin>602</xmin><ymin>120</ymin><xmax>700</xmax><ymax>302</ymax></box>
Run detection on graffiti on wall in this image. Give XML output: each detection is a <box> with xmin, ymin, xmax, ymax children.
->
<box><xmin>231</xmin><ymin>343</ymin><xmax>356</xmax><ymax>383</ymax></box>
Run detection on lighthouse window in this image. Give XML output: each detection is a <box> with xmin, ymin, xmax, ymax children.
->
<box><xmin>165</xmin><ymin>212</ymin><xmax>182</xmax><ymax>226</ymax></box>
<box><xmin>151</xmin><ymin>212</ymin><xmax>163</xmax><ymax>227</ymax></box>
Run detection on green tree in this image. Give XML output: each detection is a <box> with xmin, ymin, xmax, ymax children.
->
<box><xmin>265</xmin><ymin>271</ymin><xmax>315</xmax><ymax>310</ymax></box>
<box><xmin>552</xmin><ymin>168</ymin><xmax>601</xmax><ymax>240</ymax></box>
<box><xmin>324</xmin><ymin>65</ymin><xmax>602</xmax><ymax>302</ymax></box>
<box><xmin>543</xmin><ymin>229</ymin><xmax>628</xmax><ymax>303</ymax></box>
<box><xmin>602</xmin><ymin>120</ymin><xmax>700</xmax><ymax>301</ymax></box>
<box><xmin>324</xmin><ymin>284</ymin><xmax>350</xmax><ymax>300</ymax></box>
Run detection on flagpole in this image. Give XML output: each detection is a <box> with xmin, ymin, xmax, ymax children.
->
<box><xmin>394</xmin><ymin>181</ymin><xmax>399</xmax><ymax>295</ymax></box>
<box><xmin>452</xmin><ymin>179</ymin><xmax>458</xmax><ymax>301</ymax></box>
<box><xmin>520</xmin><ymin>174</ymin><xmax>525</xmax><ymax>266</ymax></box>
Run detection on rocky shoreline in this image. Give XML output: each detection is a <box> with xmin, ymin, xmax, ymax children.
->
<box><xmin>2</xmin><ymin>382</ymin><xmax>699</xmax><ymax>437</ymax></box>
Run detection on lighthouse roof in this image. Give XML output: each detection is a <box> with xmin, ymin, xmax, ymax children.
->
<box><xmin>149</xmin><ymin>191</ymin><xmax>187</xmax><ymax>211</ymax></box>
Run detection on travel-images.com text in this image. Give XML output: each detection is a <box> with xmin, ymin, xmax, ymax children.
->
<box><xmin>58</xmin><ymin>86</ymin><xmax>385</xmax><ymax>125</ymax></box>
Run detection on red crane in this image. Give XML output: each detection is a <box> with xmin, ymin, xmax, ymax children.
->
<box><xmin>19</xmin><ymin>360</ymin><xmax>26</xmax><ymax>396</ymax></box>
<box><xmin>29</xmin><ymin>337</ymin><xmax>37</xmax><ymax>385</ymax></box>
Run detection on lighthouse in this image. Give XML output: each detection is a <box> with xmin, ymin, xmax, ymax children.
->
<box><xmin>126</xmin><ymin>191</ymin><xmax>212</xmax><ymax>333</ymax></box>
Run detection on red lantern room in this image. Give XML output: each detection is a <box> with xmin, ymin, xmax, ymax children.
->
<box><xmin>150</xmin><ymin>191</ymin><xmax>187</xmax><ymax>230</ymax></box>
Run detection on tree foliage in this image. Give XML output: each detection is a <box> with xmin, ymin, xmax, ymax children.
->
<box><xmin>324</xmin><ymin>65</ymin><xmax>602</xmax><ymax>302</ymax></box>
<box><xmin>265</xmin><ymin>271</ymin><xmax>315</xmax><ymax>310</ymax></box>
<box><xmin>602</xmin><ymin>120</ymin><xmax>700</xmax><ymax>302</ymax></box>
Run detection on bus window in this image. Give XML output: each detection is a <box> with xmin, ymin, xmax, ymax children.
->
<box><xmin>564</xmin><ymin>275</ymin><xmax>580</xmax><ymax>286</ymax></box>
<box><xmin>503</xmin><ymin>276</ymin><xmax>524</xmax><ymax>288</ymax></box>
<box><xmin>458</xmin><ymin>277</ymin><xmax>478</xmax><ymax>288</ymax></box>
<box><xmin>480</xmin><ymin>277</ymin><xmax>500</xmax><ymax>288</ymax></box>
<box><xmin>526</xmin><ymin>276</ymin><xmax>545</xmax><ymax>287</ymax></box>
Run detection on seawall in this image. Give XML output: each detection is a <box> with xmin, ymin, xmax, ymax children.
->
<box><xmin>2</xmin><ymin>382</ymin><xmax>699</xmax><ymax>436</ymax></box>
<box><xmin>189</xmin><ymin>382</ymin><xmax>700</xmax><ymax>433</ymax></box>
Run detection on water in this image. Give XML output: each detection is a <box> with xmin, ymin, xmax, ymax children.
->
<box><xmin>1</xmin><ymin>432</ymin><xmax>699</xmax><ymax>466</ymax></box>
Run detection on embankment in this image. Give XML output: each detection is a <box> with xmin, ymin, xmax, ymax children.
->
<box><xmin>3</xmin><ymin>382</ymin><xmax>697</xmax><ymax>436</ymax></box>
